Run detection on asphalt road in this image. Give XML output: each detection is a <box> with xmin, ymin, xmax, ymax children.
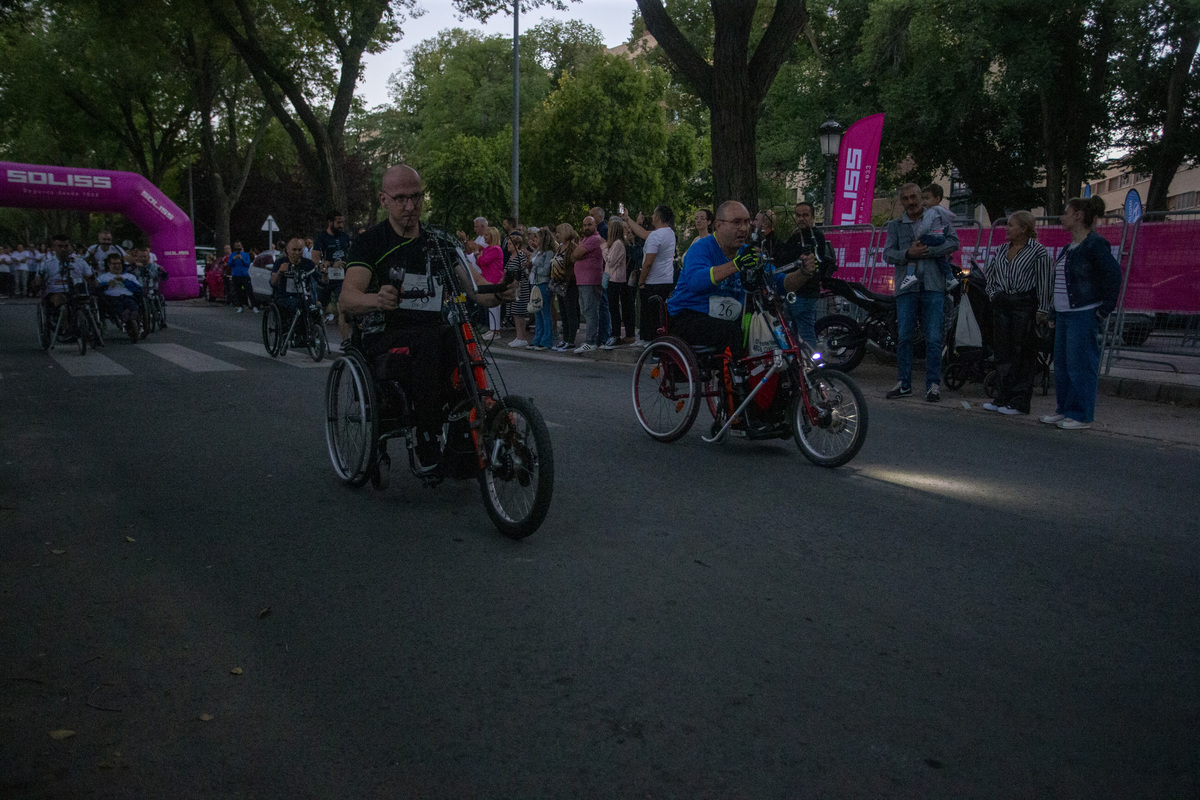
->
<box><xmin>2</xmin><ymin>298</ymin><xmax>1198</xmax><ymax>798</ymax></box>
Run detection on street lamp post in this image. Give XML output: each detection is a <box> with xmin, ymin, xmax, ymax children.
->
<box><xmin>819</xmin><ymin>118</ymin><xmax>844</xmax><ymax>226</ymax></box>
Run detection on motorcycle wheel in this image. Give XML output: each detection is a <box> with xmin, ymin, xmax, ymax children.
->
<box><xmin>479</xmin><ymin>395</ymin><xmax>555</xmax><ymax>539</ymax></box>
<box><xmin>793</xmin><ymin>367</ymin><xmax>868</xmax><ymax>468</ymax></box>
<box><xmin>814</xmin><ymin>314</ymin><xmax>866</xmax><ymax>372</ymax></box>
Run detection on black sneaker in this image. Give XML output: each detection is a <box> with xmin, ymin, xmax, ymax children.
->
<box><xmin>926</xmin><ymin>384</ymin><xmax>941</xmax><ymax>402</ymax></box>
<box><xmin>885</xmin><ymin>382</ymin><xmax>912</xmax><ymax>399</ymax></box>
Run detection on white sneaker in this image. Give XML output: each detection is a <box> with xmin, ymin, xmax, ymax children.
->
<box><xmin>983</xmin><ymin>402</ymin><xmax>999</xmax><ymax>412</ymax></box>
<box><xmin>252</xmin><ymin>307</ymin><xmax>260</xmax><ymax>313</ymax></box>
<box><xmin>1039</xmin><ymin>413</ymin><xmax>1065</xmax><ymax>424</ymax></box>
<box><xmin>482</xmin><ymin>330</ymin><xmax>497</xmax><ymax>341</ymax></box>
<box><xmin>997</xmin><ymin>406</ymin><xmax>1021</xmax><ymax>416</ymax></box>
<box><xmin>573</xmin><ymin>343</ymin><xmax>595</xmax><ymax>354</ymax></box>
<box><xmin>898</xmin><ymin>274</ymin><xmax>919</xmax><ymax>292</ymax></box>
<box><xmin>629</xmin><ymin>338</ymin><xmax>649</xmax><ymax>349</ymax></box>
<box><xmin>600</xmin><ymin>337</ymin><xmax>618</xmax><ymax>350</ymax></box>
<box><xmin>326</xmin><ymin>313</ymin><xmax>334</xmax><ymax>322</ymax></box>
<box><xmin>508</xmin><ymin>338</ymin><xmax>528</xmax><ymax>347</ymax></box>
<box><xmin>1056</xmin><ymin>418</ymin><xmax>1091</xmax><ymax>430</ymax></box>
<box><xmin>235</xmin><ymin>306</ymin><xmax>243</xmax><ymax>313</ymax></box>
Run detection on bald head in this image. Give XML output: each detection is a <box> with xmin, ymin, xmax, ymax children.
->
<box><xmin>380</xmin><ymin>164</ymin><xmax>423</xmax><ymax>236</ymax></box>
<box><xmin>382</xmin><ymin>165</ymin><xmax>421</xmax><ymax>193</ymax></box>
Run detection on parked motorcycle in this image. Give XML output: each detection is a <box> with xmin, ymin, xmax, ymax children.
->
<box><xmin>814</xmin><ymin>275</ymin><xmax>958</xmax><ymax>372</ymax></box>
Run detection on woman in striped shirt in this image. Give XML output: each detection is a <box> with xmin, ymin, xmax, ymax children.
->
<box><xmin>984</xmin><ymin>210</ymin><xmax>1053</xmax><ymax>416</ymax></box>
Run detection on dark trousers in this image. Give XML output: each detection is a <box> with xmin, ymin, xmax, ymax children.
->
<box><xmin>363</xmin><ymin>325</ymin><xmax>458</xmax><ymax>432</ymax></box>
<box><xmin>559</xmin><ymin>283</ymin><xmax>580</xmax><ymax>347</ymax></box>
<box><xmin>607</xmin><ymin>282</ymin><xmax>636</xmax><ymax>340</ymax></box>
<box><xmin>231</xmin><ymin>275</ymin><xmax>253</xmax><ymax>307</ymax></box>
<box><xmin>991</xmin><ymin>289</ymin><xmax>1038</xmax><ymax>413</ymax></box>
<box><xmin>639</xmin><ymin>283</ymin><xmax>673</xmax><ymax>341</ymax></box>
<box><xmin>669</xmin><ymin>308</ymin><xmax>744</xmax><ymax>357</ymax></box>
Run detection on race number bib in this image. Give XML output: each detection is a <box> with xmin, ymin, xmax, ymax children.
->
<box><xmin>326</xmin><ymin>267</ymin><xmax>345</xmax><ymax>280</ymax></box>
<box><xmin>708</xmin><ymin>295</ymin><xmax>743</xmax><ymax>321</ymax></box>
<box><xmin>397</xmin><ymin>271</ymin><xmax>443</xmax><ymax>312</ymax></box>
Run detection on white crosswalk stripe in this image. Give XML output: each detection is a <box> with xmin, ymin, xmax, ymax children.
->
<box><xmin>216</xmin><ymin>340</ymin><xmax>334</xmax><ymax>368</ymax></box>
<box><xmin>136</xmin><ymin>343</ymin><xmax>243</xmax><ymax>372</ymax></box>
<box><xmin>49</xmin><ymin>350</ymin><xmax>133</xmax><ymax>377</ymax></box>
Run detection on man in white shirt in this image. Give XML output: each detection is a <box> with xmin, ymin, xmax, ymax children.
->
<box><xmin>0</xmin><ymin>246</ymin><xmax>11</xmax><ymax>297</ymax></box>
<box><xmin>13</xmin><ymin>244</ymin><xmax>34</xmax><ymax>297</ymax></box>
<box><xmin>35</xmin><ymin>234</ymin><xmax>95</xmax><ymax>313</ymax></box>
<box><xmin>621</xmin><ymin>205</ymin><xmax>677</xmax><ymax>347</ymax></box>
<box><xmin>86</xmin><ymin>230</ymin><xmax>126</xmax><ymax>271</ymax></box>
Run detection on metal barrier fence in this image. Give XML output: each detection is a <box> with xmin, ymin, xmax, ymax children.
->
<box><xmin>815</xmin><ymin>222</ymin><xmax>882</xmax><ymax>321</ymax></box>
<box><xmin>1103</xmin><ymin>209</ymin><xmax>1200</xmax><ymax>375</ymax></box>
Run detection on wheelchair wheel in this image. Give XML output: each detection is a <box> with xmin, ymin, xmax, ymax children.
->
<box><xmin>155</xmin><ymin>295</ymin><xmax>167</xmax><ymax>329</ymax></box>
<box><xmin>36</xmin><ymin>304</ymin><xmax>50</xmax><ymax>350</ymax></box>
<box><xmin>140</xmin><ymin>295</ymin><xmax>155</xmax><ymax>335</ymax></box>
<box><xmin>479</xmin><ymin>395</ymin><xmax>554</xmax><ymax>539</ymax></box>
<box><xmin>632</xmin><ymin>336</ymin><xmax>701</xmax><ymax>442</ymax></box>
<box><xmin>263</xmin><ymin>304</ymin><xmax>283</xmax><ymax>356</ymax></box>
<box><xmin>86</xmin><ymin>308</ymin><xmax>105</xmax><ymax>349</ymax></box>
<box><xmin>794</xmin><ymin>367</ymin><xmax>868</xmax><ymax>468</ymax></box>
<box><xmin>325</xmin><ymin>352</ymin><xmax>378</xmax><ymax>487</ymax></box>
<box><xmin>307</xmin><ymin>311</ymin><xmax>327</xmax><ymax>362</ymax></box>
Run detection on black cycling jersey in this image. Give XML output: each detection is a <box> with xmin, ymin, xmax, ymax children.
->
<box><xmin>313</xmin><ymin>230</ymin><xmax>351</xmax><ymax>264</ymax></box>
<box><xmin>346</xmin><ymin>220</ymin><xmax>464</xmax><ymax>334</ymax></box>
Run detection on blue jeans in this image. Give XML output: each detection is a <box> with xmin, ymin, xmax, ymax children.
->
<box><xmin>896</xmin><ymin>289</ymin><xmax>944</xmax><ymax>390</ymax></box>
<box><xmin>532</xmin><ymin>283</ymin><xmax>554</xmax><ymax>348</ymax></box>
<box><xmin>1054</xmin><ymin>309</ymin><xmax>1101</xmax><ymax>423</ymax></box>
<box><xmin>598</xmin><ymin>282</ymin><xmax>612</xmax><ymax>343</ymax></box>
<box><xmin>787</xmin><ymin>296</ymin><xmax>818</xmax><ymax>346</ymax></box>
<box><xmin>578</xmin><ymin>284</ymin><xmax>603</xmax><ymax>345</ymax></box>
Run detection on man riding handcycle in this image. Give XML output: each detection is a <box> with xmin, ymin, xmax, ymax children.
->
<box><xmin>631</xmin><ymin>200</ymin><xmax>868</xmax><ymax>467</ymax></box>
<box><xmin>326</xmin><ymin>165</ymin><xmax>555</xmax><ymax>538</ymax></box>
<box><xmin>33</xmin><ymin>233</ymin><xmax>103</xmax><ymax>353</ymax></box>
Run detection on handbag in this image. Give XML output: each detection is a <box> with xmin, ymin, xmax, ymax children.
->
<box><xmin>528</xmin><ymin>284</ymin><xmax>544</xmax><ymax>312</ymax></box>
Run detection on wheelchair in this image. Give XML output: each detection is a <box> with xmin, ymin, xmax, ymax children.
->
<box><xmin>262</xmin><ymin>268</ymin><xmax>326</xmax><ymax>361</ymax></box>
<box><xmin>324</xmin><ymin>319</ymin><xmax>554</xmax><ymax>539</ymax></box>
<box><xmin>36</xmin><ymin>280</ymin><xmax>104</xmax><ymax>354</ymax></box>
<box><xmin>98</xmin><ymin>293</ymin><xmax>145</xmax><ymax>343</ymax></box>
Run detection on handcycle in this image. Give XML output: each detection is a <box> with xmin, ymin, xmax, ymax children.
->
<box><xmin>323</xmin><ymin>252</ymin><xmax>555</xmax><ymax>539</ymax></box>
<box><xmin>97</xmin><ymin>292</ymin><xmax>145</xmax><ymax>343</ymax></box>
<box><xmin>262</xmin><ymin>265</ymin><xmax>327</xmax><ymax>362</ymax></box>
<box><xmin>631</xmin><ymin>256</ymin><xmax>868</xmax><ymax>468</ymax></box>
<box><xmin>138</xmin><ymin>264</ymin><xmax>168</xmax><ymax>333</ymax></box>
<box><xmin>36</xmin><ymin>270</ymin><xmax>104</xmax><ymax>354</ymax></box>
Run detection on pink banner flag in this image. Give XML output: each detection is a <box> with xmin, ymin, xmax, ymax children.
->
<box><xmin>831</xmin><ymin>114</ymin><xmax>885</xmax><ymax>227</ymax></box>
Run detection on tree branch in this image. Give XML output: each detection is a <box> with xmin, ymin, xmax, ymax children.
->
<box><xmin>635</xmin><ymin>0</ymin><xmax>714</xmax><ymax>106</ymax></box>
<box><xmin>747</xmin><ymin>0</ymin><xmax>808</xmax><ymax>104</ymax></box>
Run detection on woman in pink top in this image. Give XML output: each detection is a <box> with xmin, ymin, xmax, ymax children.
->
<box><xmin>477</xmin><ymin>227</ymin><xmax>505</xmax><ymax>339</ymax></box>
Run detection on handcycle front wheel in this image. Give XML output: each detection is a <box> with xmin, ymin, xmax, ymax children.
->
<box><xmin>479</xmin><ymin>395</ymin><xmax>554</xmax><ymax>539</ymax></box>
<box><xmin>36</xmin><ymin>304</ymin><xmax>50</xmax><ymax>350</ymax></box>
<box><xmin>263</xmin><ymin>304</ymin><xmax>283</xmax><ymax>356</ymax></box>
<box><xmin>793</xmin><ymin>367</ymin><xmax>868</xmax><ymax>468</ymax></box>
<box><xmin>307</xmin><ymin>311</ymin><xmax>327</xmax><ymax>362</ymax></box>
<box><xmin>325</xmin><ymin>352</ymin><xmax>379</xmax><ymax>487</ymax></box>
<box><xmin>631</xmin><ymin>335</ymin><xmax>701</xmax><ymax>443</ymax></box>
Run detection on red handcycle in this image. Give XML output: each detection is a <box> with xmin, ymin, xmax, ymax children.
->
<box><xmin>631</xmin><ymin>258</ymin><xmax>868</xmax><ymax>468</ymax></box>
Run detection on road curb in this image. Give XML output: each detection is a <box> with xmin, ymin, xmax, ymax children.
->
<box><xmin>1100</xmin><ymin>375</ymin><xmax>1200</xmax><ymax>407</ymax></box>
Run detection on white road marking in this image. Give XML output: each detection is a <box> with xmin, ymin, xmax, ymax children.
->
<box><xmin>216</xmin><ymin>341</ymin><xmax>333</xmax><ymax>368</ymax></box>
<box><xmin>135</xmin><ymin>343</ymin><xmax>243</xmax><ymax>372</ymax></box>
<box><xmin>49</xmin><ymin>350</ymin><xmax>132</xmax><ymax>377</ymax></box>
<box><xmin>161</xmin><ymin>323</ymin><xmax>201</xmax><ymax>334</ymax></box>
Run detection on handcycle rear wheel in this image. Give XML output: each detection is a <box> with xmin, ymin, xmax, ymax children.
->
<box><xmin>325</xmin><ymin>352</ymin><xmax>378</xmax><ymax>487</ymax></box>
<box><xmin>479</xmin><ymin>395</ymin><xmax>554</xmax><ymax>539</ymax></box>
<box><xmin>631</xmin><ymin>335</ymin><xmax>701</xmax><ymax>442</ymax></box>
<box><xmin>263</xmin><ymin>304</ymin><xmax>283</xmax><ymax>356</ymax></box>
<box><xmin>793</xmin><ymin>367</ymin><xmax>868</xmax><ymax>468</ymax></box>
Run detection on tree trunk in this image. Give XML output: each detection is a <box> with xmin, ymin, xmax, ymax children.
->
<box><xmin>1040</xmin><ymin>91</ymin><xmax>1063</xmax><ymax>215</ymax></box>
<box><xmin>1147</xmin><ymin>21</ymin><xmax>1200</xmax><ymax>211</ymax></box>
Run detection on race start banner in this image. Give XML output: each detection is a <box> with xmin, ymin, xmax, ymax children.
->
<box><xmin>831</xmin><ymin>114</ymin><xmax>885</xmax><ymax>227</ymax></box>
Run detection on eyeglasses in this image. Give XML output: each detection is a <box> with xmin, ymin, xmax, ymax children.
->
<box><xmin>382</xmin><ymin>190</ymin><xmax>423</xmax><ymax>207</ymax></box>
<box><xmin>715</xmin><ymin>217</ymin><xmax>751</xmax><ymax>227</ymax></box>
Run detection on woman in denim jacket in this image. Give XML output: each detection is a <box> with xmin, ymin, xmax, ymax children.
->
<box><xmin>1040</xmin><ymin>196</ymin><xmax>1121</xmax><ymax>430</ymax></box>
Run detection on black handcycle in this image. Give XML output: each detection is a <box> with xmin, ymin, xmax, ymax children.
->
<box><xmin>36</xmin><ymin>270</ymin><xmax>104</xmax><ymax>354</ymax></box>
<box><xmin>262</xmin><ymin>265</ymin><xmax>327</xmax><ymax>361</ymax></box>
<box><xmin>324</xmin><ymin>252</ymin><xmax>555</xmax><ymax>539</ymax></box>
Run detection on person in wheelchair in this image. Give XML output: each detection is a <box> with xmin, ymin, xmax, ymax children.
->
<box><xmin>97</xmin><ymin>252</ymin><xmax>144</xmax><ymax>340</ymax></box>
<box><xmin>34</xmin><ymin>233</ymin><xmax>95</xmax><ymax>327</ymax></box>
<box><xmin>269</xmin><ymin>237</ymin><xmax>318</xmax><ymax>331</ymax></box>
<box><xmin>339</xmin><ymin>164</ymin><xmax>514</xmax><ymax>474</ymax></box>
<box><xmin>666</xmin><ymin>200</ymin><xmax>818</xmax><ymax>356</ymax></box>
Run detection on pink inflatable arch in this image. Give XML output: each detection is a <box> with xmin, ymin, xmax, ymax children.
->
<box><xmin>0</xmin><ymin>160</ymin><xmax>197</xmax><ymax>299</ymax></box>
